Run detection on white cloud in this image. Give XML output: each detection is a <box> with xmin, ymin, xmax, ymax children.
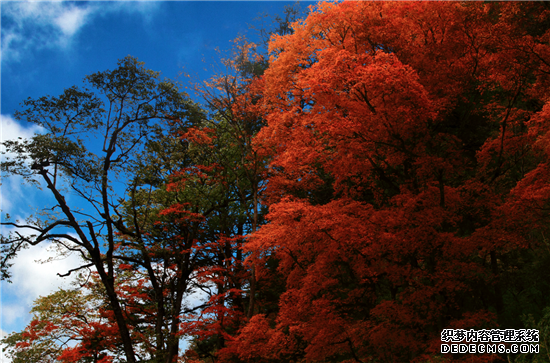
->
<box><xmin>0</xmin><ymin>114</ymin><xmax>42</xmax><ymax>145</ymax></box>
<box><xmin>1</xmin><ymin>1</ymin><xmax>80</xmax><ymax>62</ymax></box>
<box><xmin>1</xmin><ymin>237</ymin><xmax>82</xmax><ymax>331</ymax></box>
<box><xmin>1</xmin><ymin>303</ymin><xmax>26</xmax><ymax>327</ymax></box>
<box><xmin>7</xmin><ymin>241</ymin><xmax>81</xmax><ymax>303</ymax></box>
<box><xmin>1</xmin><ymin>1</ymin><xmax>161</xmax><ymax>64</ymax></box>
<box><xmin>107</xmin><ymin>1</ymin><xmax>161</xmax><ymax>22</ymax></box>
<box><xmin>1</xmin><ymin>114</ymin><xmax>45</xmax><ymax>215</ymax></box>
<box><xmin>54</xmin><ymin>6</ymin><xmax>91</xmax><ymax>38</ymax></box>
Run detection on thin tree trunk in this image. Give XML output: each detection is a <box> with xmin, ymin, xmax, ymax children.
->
<box><xmin>247</xmin><ymin>186</ymin><xmax>258</xmax><ymax>319</ymax></box>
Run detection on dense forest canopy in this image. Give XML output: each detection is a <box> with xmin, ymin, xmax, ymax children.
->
<box><xmin>3</xmin><ymin>1</ymin><xmax>550</xmax><ymax>362</ymax></box>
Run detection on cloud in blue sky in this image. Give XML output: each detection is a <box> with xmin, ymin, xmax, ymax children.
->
<box><xmin>1</xmin><ymin>237</ymin><xmax>82</xmax><ymax>326</ymax></box>
<box><xmin>1</xmin><ymin>114</ymin><xmax>45</xmax><ymax>214</ymax></box>
<box><xmin>1</xmin><ymin>1</ymin><xmax>160</xmax><ymax>63</ymax></box>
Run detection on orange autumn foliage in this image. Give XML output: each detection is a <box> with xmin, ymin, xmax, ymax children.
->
<box><xmin>220</xmin><ymin>2</ymin><xmax>550</xmax><ymax>362</ymax></box>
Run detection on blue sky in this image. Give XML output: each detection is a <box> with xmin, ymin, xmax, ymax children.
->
<box><xmin>0</xmin><ymin>0</ymin><xmax>313</xmax><ymax>354</ymax></box>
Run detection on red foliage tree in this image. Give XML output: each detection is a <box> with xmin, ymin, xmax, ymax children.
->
<box><xmin>226</xmin><ymin>2</ymin><xmax>550</xmax><ymax>362</ymax></box>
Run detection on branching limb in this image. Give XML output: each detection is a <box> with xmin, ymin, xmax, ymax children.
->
<box><xmin>57</xmin><ymin>263</ymin><xmax>94</xmax><ymax>277</ymax></box>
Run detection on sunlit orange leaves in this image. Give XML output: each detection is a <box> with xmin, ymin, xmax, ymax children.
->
<box><xmin>236</xmin><ymin>1</ymin><xmax>550</xmax><ymax>362</ymax></box>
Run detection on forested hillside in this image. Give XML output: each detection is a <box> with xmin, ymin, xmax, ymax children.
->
<box><xmin>3</xmin><ymin>2</ymin><xmax>550</xmax><ymax>362</ymax></box>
